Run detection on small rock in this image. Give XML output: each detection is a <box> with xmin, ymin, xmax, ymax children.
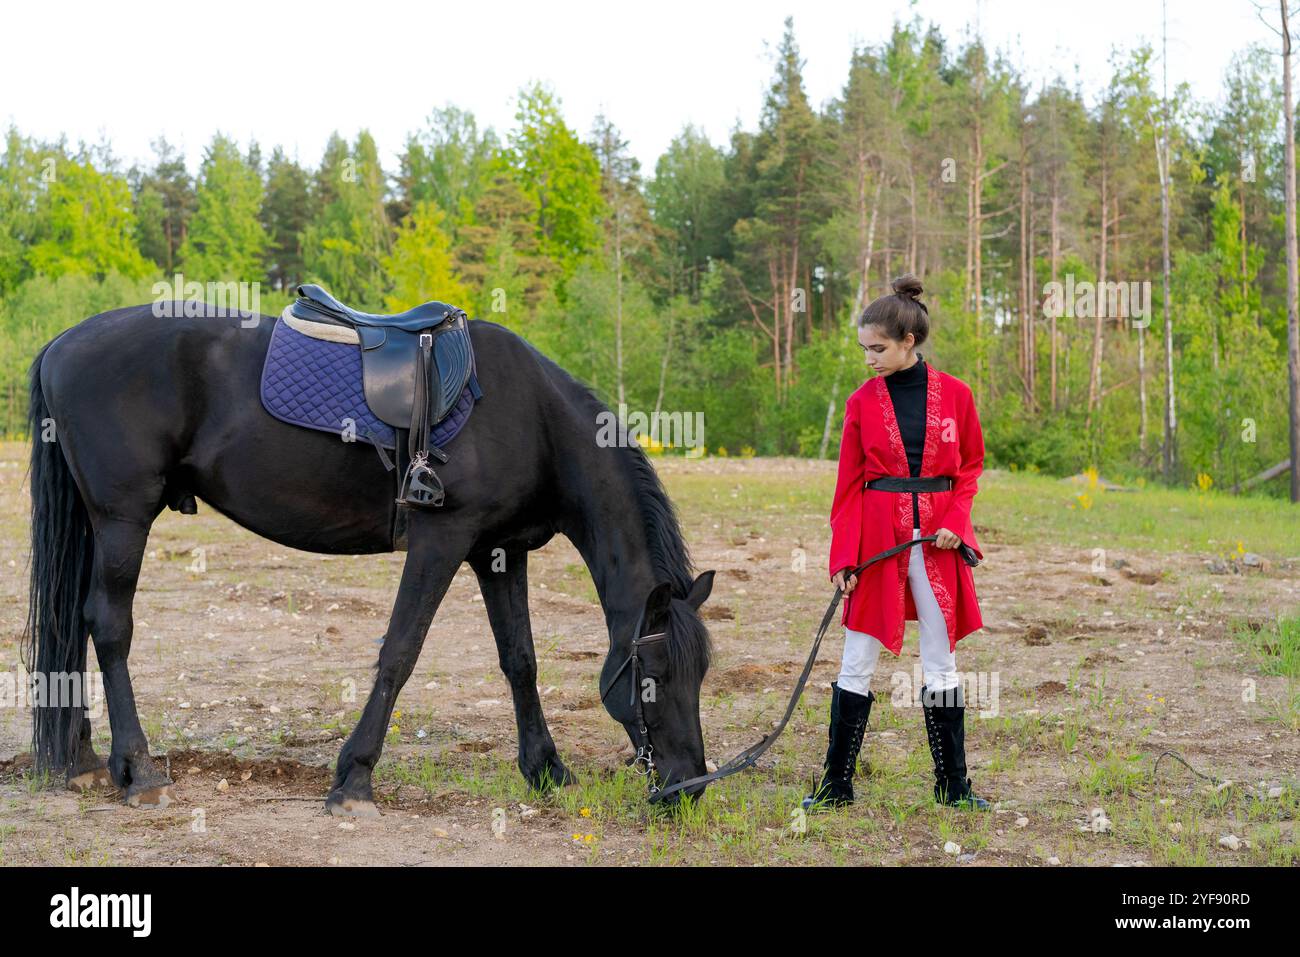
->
<box><xmin>943</xmin><ymin>841</ymin><xmax>961</xmax><ymax>855</ymax></box>
<box><xmin>240</xmin><ymin>770</ymin><xmax>252</xmax><ymax>782</ymax></box>
<box><xmin>1088</xmin><ymin>808</ymin><xmax>1112</xmax><ymax>833</ymax></box>
<box><xmin>216</xmin><ymin>778</ymin><xmax>229</xmax><ymax>792</ymax></box>
<box><xmin>1047</xmin><ymin>856</ymin><xmax>1060</xmax><ymax>865</ymax></box>
<box><xmin>1268</xmin><ymin>786</ymin><xmax>1284</xmax><ymax>799</ymax></box>
<box><xmin>338</xmin><ymin>822</ymin><xmax>356</xmax><ymax>831</ymax></box>
<box><xmin>1218</xmin><ymin>834</ymin><xmax>1240</xmax><ymax>850</ymax></box>
<box><xmin>1168</xmin><ymin>822</ymin><xmax>1183</xmax><ymax>834</ymax></box>
<box><xmin>1015</xmin><ymin>816</ymin><xmax>1029</xmax><ymax>829</ymax></box>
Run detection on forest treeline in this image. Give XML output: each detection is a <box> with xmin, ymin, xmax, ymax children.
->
<box><xmin>1</xmin><ymin>16</ymin><xmax>1296</xmax><ymax>496</ymax></box>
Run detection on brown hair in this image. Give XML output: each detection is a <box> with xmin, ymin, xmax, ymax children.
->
<box><xmin>858</xmin><ymin>274</ymin><xmax>929</xmax><ymax>346</ymax></box>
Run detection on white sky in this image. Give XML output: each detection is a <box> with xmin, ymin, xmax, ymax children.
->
<box><xmin>0</xmin><ymin>0</ymin><xmax>1280</xmax><ymax>179</ymax></box>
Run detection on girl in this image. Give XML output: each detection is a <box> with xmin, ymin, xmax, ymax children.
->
<box><xmin>804</xmin><ymin>274</ymin><xmax>990</xmax><ymax>812</ymax></box>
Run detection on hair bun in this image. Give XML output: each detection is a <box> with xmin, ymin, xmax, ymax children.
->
<box><xmin>891</xmin><ymin>274</ymin><xmax>923</xmax><ymax>300</ymax></box>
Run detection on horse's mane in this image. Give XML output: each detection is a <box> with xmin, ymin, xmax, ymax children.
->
<box><xmin>532</xmin><ymin>345</ymin><xmax>713</xmax><ymax>684</ymax></box>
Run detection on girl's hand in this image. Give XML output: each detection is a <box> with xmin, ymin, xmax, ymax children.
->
<box><xmin>832</xmin><ymin>568</ymin><xmax>859</xmax><ymax>594</ymax></box>
<box><xmin>934</xmin><ymin>528</ymin><xmax>962</xmax><ymax>549</ymax></box>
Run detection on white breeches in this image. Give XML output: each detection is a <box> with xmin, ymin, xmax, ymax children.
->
<box><xmin>838</xmin><ymin>528</ymin><xmax>958</xmax><ymax>695</ymax></box>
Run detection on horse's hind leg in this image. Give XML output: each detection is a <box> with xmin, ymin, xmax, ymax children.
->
<box><xmin>85</xmin><ymin>519</ymin><xmax>174</xmax><ymax>807</ymax></box>
<box><xmin>66</xmin><ymin>713</ymin><xmax>113</xmax><ymax>792</ymax></box>
<box><xmin>469</xmin><ymin>549</ymin><xmax>575</xmax><ymax>791</ymax></box>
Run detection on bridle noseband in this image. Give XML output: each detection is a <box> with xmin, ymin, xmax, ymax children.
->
<box><xmin>598</xmin><ymin>622</ymin><xmax>668</xmax><ymax>795</ymax></box>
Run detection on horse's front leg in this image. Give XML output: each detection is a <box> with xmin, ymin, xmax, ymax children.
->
<box><xmin>469</xmin><ymin>549</ymin><xmax>575</xmax><ymax>791</ymax></box>
<box><xmin>326</xmin><ymin>527</ymin><xmax>473</xmax><ymax>817</ymax></box>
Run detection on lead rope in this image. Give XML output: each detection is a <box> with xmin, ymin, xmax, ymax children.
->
<box><xmin>647</xmin><ymin>535</ymin><xmax>938</xmax><ymax>804</ymax></box>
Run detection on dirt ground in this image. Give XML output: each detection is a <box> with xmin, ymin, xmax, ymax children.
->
<box><xmin>0</xmin><ymin>444</ymin><xmax>1296</xmax><ymax>866</ymax></box>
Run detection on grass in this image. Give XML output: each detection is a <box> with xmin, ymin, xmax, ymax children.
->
<box><xmin>665</xmin><ymin>464</ymin><xmax>1300</xmax><ymax>559</ymax></box>
<box><xmin>1234</xmin><ymin>616</ymin><xmax>1300</xmax><ymax>680</ymax></box>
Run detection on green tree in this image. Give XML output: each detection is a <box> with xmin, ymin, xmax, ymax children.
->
<box><xmin>131</xmin><ymin>137</ymin><xmax>197</xmax><ymax>274</ymax></box>
<box><xmin>0</xmin><ymin>127</ymin><xmax>57</xmax><ymax>294</ymax></box>
<box><xmin>454</xmin><ymin>157</ymin><xmax>558</xmax><ymax>321</ymax></box>
<box><xmin>262</xmin><ymin>146</ymin><xmax>311</xmax><ymax>290</ymax></box>
<box><xmin>395</xmin><ymin>106</ymin><xmax>499</xmax><ymax>235</ymax></box>
<box><xmin>301</xmin><ymin>130</ymin><xmax>393</xmax><ymax>308</ymax></box>
<box><xmin>648</xmin><ymin>125</ymin><xmax>730</xmax><ymax>301</ymax></box>
<box><xmin>26</xmin><ymin>152</ymin><xmax>152</xmax><ymax>281</ymax></box>
<box><xmin>506</xmin><ymin>83</ymin><xmax>604</xmax><ymax>279</ymax></box>
<box><xmin>180</xmin><ymin>134</ymin><xmax>267</xmax><ymax>282</ymax></box>
<box><xmin>727</xmin><ymin>16</ymin><xmax>831</xmax><ymax>399</ymax></box>
<box><xmin>381</xmin><ymin>200</ymin><xmax>470</xmax><ymax>312</ymax></box>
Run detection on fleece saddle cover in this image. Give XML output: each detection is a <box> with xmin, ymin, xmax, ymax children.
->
<box><xmin>259</xmin><ymin>316</ymin><xmax>478</xmax><ymax>451</ymax></box>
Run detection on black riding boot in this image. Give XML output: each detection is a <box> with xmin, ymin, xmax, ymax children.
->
<box><xmin>920</xmin><ymin>684</ymin><xmax>990</xmax><ymax>810</ymax></box>
<box><xmin>802</xmin><ymin>682</ymin><xmax>874</xmax><ymax>811</ymax></box>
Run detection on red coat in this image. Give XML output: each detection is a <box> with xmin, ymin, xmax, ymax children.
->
<box><xmin>827</xmin><ymin>365</ymin><xmax>985</xmax><ymax>655</ymax></box>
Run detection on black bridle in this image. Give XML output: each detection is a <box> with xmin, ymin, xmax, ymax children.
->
<box><xmin>598</xmin><ymin>614</ymin><xmax>668</xmax><ymax>795</ymax></box>
<box><xmin>602</xmin><ymin>534</ymin><xmax>977</xmax><ymax>804</ymax></box>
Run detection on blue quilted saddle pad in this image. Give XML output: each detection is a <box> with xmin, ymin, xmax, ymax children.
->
<box><xmin>259</xmin><ymin>316</ymin><xmax>478</xmax><ymax>451</ymax></box>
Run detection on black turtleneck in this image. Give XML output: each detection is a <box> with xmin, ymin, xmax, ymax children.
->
<box><xmin>883</xmin><ymin>356</ymin><xmax>927</xmax><ymax>526</ymax></box>
<box><xmin>884</xmin><ymin>356</ymin><xmax>927</xmax><ymax>477</ymax></box>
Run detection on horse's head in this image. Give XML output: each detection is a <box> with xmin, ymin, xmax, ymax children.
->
<box><xmin>600</xmin><ymin>570</ymin><xmax>715</xmax><ymax>806</ymax></box>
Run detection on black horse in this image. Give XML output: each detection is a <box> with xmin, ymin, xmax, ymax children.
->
<box><xmin>24</xmin><ymin>302</ymin><xmax>714</xmax><ymax>815</ymax></box>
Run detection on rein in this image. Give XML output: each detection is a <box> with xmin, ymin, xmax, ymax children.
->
<box><xmin>602</xmin><ymin>535</ymin><xmax>940</xmax><ymax>805</ymax></box>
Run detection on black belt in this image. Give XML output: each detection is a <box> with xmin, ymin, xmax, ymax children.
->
<box><xmin>865</xmin><ymin>476</ymin><xmax>953</xmax><ymax>492</ymax></box>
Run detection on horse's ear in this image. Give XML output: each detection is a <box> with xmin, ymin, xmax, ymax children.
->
<box><xmin>685</xmin><ymin>570</ymin><xmax>715</xmax><ymax>610</ymax></box>
<box><xmin>644</xmin><ymin>581</ymin><xmax>674</xmax><ymax>620</ymax></box>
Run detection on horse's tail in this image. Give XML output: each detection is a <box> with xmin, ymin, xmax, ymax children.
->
<box><xmin>24</xmin><ymin>339</ymin><xmax>96</xmax><ymax>777</ymax></box>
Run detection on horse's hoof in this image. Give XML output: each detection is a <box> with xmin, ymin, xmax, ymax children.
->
<box><xmin>67</xmin><ymin>766</ymin><xmax>115</xmax><ymax>792</ymax></box>
<box><xmin>126</xmin><ymin>784</ymin><xmax>175</xmax><ymax>808</ymax></box>
<box><xmin>526</xmin><ymin>756</ymin><xmax>577</xmax><ymax>791</ymax></box>
<box><xmin>326</xmin><ymin>797</ymin><xmax>380</xmax><ymax>818</ymax></box>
